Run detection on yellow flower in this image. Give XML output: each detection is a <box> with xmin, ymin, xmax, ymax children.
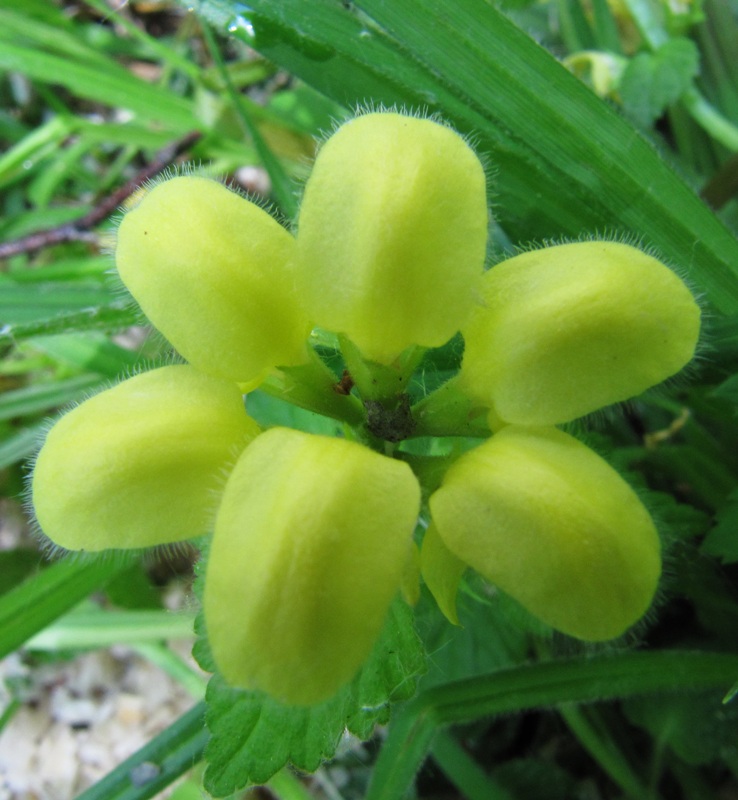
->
<box><xmin>427</xmin><ymin>426</ymin><xmax>661</xmax><ymax>640</ymax></box>
<box><xmin>32</xmin><ymin>365</ymin><xmax>260</xmax><ymax>550</ymax></box>
<box><xmin>295</xmin><ymin>112</ymin><xmax>488</xmax><ymax>364</ymax></box>
<box><xmin>205</xmin><ymin>428</ymin><xmax>420</xmax><ymax>705</ymax></box>
<box><xmin>459</xmin><ymin>241</ymin><xmax>700</xmax><ymax>426</ymax></box>
<box><xmin>117</xmin><ymin>176</ymin><xmax>311</xmax><ymax>386</ymax></box>
<box><xmin>30</xmin><ymin>111</ymin><xmax>702</xmax><ymax>709</ymax></box>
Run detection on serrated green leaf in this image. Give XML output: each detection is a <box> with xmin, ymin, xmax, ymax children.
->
<box><xmin>200</xmin><ymin>599</ymin><xmax>424</xmax><ymax>796</ymax></box>
<box><xmin>620</xmin><ymin>38</ymin><xmax>700</xmax><ymax>127</ymax></box>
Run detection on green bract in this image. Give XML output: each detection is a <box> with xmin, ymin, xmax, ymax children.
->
<box><xmin>459</xmin><ymin>241</ymin><xmax>701</xmax><ymax>425</ymax></box>
<box><xmin>295</xmin><ymin>112</ymin><xmax>488</xmax><ymax>364</ymax></box>
<box><xmin>117</xmin><ymin>176</ymin><xmax>310</xmax><ymax>386</ymax></box>
<box><xmin>205</xmin><ymin>428</ymin><xmax>421</xmax><ymax>706</ymax></box>
<box><xmin>30</xmin><ymin>111</ymin><xmax>702</xmax><ymax>711</ymax></box>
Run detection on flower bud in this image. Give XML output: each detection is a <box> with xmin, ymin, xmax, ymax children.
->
<box><xmin>204</xmin><ymin>427</ymin><xmax>421</xmax><ymax>705</ymax></box>
<box><xmin>32</xmin><ymin>366</ymin><xmax>259</xmax><ymax>551</ymax></box>
<box><xmin>295</xmin><ymin>112</ymin><xmax>488</xmax><ymax>364</ymax></box>
<box><xmin>460</xmin><ymin>241</ymin><xmax>700</xmax><ymax>425</ymax></box>
<box><xmin>116</xmin><ymin>176</ymin><xmax>310</xmax><ymax>385</ymax></box>
<box><xmin>429</xmin><ymin>426</ymin><xmax>661</xmax><ymax>640</ymax></box>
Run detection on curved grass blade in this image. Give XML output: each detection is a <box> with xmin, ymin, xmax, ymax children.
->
<box><xmin>365</xmin><ymin>650</ymin><xmax>738</xmax><ymax>800</ymax></box>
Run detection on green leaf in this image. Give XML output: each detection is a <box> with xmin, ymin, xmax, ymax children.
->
<box><xmin>0</xmin><ymin>422</ymin><xmax>45</xmax><ymax>468</ymax></box>
<box><xmin>701</xmin><ymin>489</ymin><xmax>738</xmax><ymax>563</ymax></box>
<box><xmin>0</xmin><ymin>43</ymin><xmax>194</xmax><ymax>131</ymax></box>
<box><xmin>31</xmin><ymin>333</ymin><xmax>141</xmax><ymax>378</ymax></box>
<box><xmin>201</xmin><ymin>599</ymin><xmax>425</xmax><ymax>795</ymax></box>
<box><xmin>366</xmin><ymin>650</ymin><xmax>738</xmax><ymax>800</ymax></box>
<box><xmin>0</xmin><ymin>304</ymin><xmax>142</xmax><ymax>348</ymax></box>
<box><xmin>620</xmin><ymin>38</ymin><xmax>700</xmax><ymax>127</ymax></box>
<box><xmin>188</xmin><ymin>0</ymin><xmax>738</xmax><ymax>316</ymax></box>
<box><xmin>713</xmin><ymin>372</ymin><xmax>738</xmax><ymax>403</ymax></box>
<box><xmin>624</xmin><ymin>690</ymin><xmax>738</xmax><ymax>765</ymax></box>
<box><xmin>0</xmin><ymin>555</ymin><xmax>133</xmax><ymax>660</ymax></box>
<box><xmin>0</xmin><ymin>283</ymin><xmax>120</xmax><ymax>324</ymax></box>
<box><xmin>0</xmin><ymin>373</ymin><xmax>104</xmax><ymax>422</ymax></box>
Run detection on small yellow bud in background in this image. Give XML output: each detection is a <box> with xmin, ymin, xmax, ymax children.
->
<box><xmin>460</xmin><ymin>241</ymin><xmax>701</xmax><ymax>425</ymax></box>
<box><xmin>32</xmin><ymin>366</ymin><xmax>260</xmax><ymax>551</ymax></box>
<box><xmin>429</xmin><ymin>426</ymin><xmax>661</xmax><ymax>641</ymax></box>
<box><xmin>205</xmin><ymin>427</ymin><xmax>421</xmax><ymax>706</ymax></box>
<box><xmin>116</xmin><ymin>176</ymin><xmax>310</xmax><ymax>385</ymax></box>
<box><xmin>295</xmin><ymin>112</ymin><xmax>488</xmax><ymax>364</ymax></box>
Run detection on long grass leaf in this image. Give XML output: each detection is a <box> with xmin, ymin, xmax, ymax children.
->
<box><xmin>193</xmin><ymin>0</ymin><xmax>738</xmax><ymax>313</ymax></box>
<box><xmin>366</xmin><ymin>650</ymin><xmax>738</xmax><ymax>800</ymax></box>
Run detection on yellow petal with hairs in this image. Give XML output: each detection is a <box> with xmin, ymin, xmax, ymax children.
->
<box><xmin>205</xmin><ymin>427</ymin><xmax>421</xmax><ymax>705</ymax></box>
<box><xmin>296</xmin><ymin>112</ymin><xmax>488</xmax><ymax>364</ymax></box>
<box><xmin>460</xmin><ymin>241</ymin><xmax>700</xmax><ymax>425</ymax></box>
<box><xmin>429</xmin><ymin>426</ymin><xmax>661</xmax><ymax>641</ymax></box>
<box><xmin>116</xmin><ymin>176</ymin><xmax>310</xmax><ymax>384</ymax></box>
<box><xmin>32</xmin><ymin>366</ymin><xmax>259</xmax><ymax>551</ymax></box>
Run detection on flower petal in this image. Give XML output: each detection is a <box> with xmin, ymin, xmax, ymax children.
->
<box><xmin>296</xmin><ymin>112</ymin><xmax>488</xmax><ymax>364</ymax></box>
<box><xmin>116</xmin><ymin>176</ymin><xmax>310</xmax><ymax>384</ymax></box>
<box><xmin>32</xmin><ymin>365</ymin><xmax>259</xmax><ymax>551</ymax></box>
<box><xmin>429</xmin><ymin>426</ymin><xmax>661</xmax><ymax>640</ymax></box>
<box><xmin>460</xmin><ymin>241</ymin><xmax>701</xmax><ymax>425</ymax></box>
<box><xmin>204</xmin><ymin>427</ymin><xmax>421</xmax><ymax>705</ymax></box>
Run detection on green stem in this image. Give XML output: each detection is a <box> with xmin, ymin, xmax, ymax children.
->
<box><xmin>366</xmin><ymin>650</ymin><xmax>738</xmax><ymax>800</ymax></box>
<box><xmin>25</xmin><ymin>609</ymin><xmax>196</xmax><ymax>651</ymax></box>
<box><xmin>267</xmin><ymin>769</ymin><xmax>317</xmax><ymax>800</ymax></box>
<box><xmin>620</xmin><ymin>0</ymin><xmax>738</xmax><ymax>150</ymax></box>
<box><xmin>681</xmin><ymin>88</ymin><xmax>738</xmax><ymax>152</ymax></box>
<box><xmin>74</xmin><ymin>701</ymin><xmax>208</xmax><ymax>800</ymax></box>
<box><xmin>201</xmin><ymin>23</ymin><xmax>298</xmax><ymax>218</ymax></box>
<box><xmin>560</xmin><ymin>704</ymin><xmax>653</xmax><ymax>799</ymax></box>
<box><xmin>430</xmin><ymin>729</ymin><xmax>515</xmax><ymax>800</ymax></box>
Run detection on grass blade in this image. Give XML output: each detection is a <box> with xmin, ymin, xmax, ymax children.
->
<box><xmin>366</xmin><ymin>650</ymin><xmax>738</xmax><ymax>800</ymax></box>
<box><xmin>0</xmin><ymin>555</ymin><xmax>134</xmax><ymax>659</ymax></box>
<box><xmin>74</xmin><ymin>701</ymin><xmax>209</xmax><ymax>800</ymax></box>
